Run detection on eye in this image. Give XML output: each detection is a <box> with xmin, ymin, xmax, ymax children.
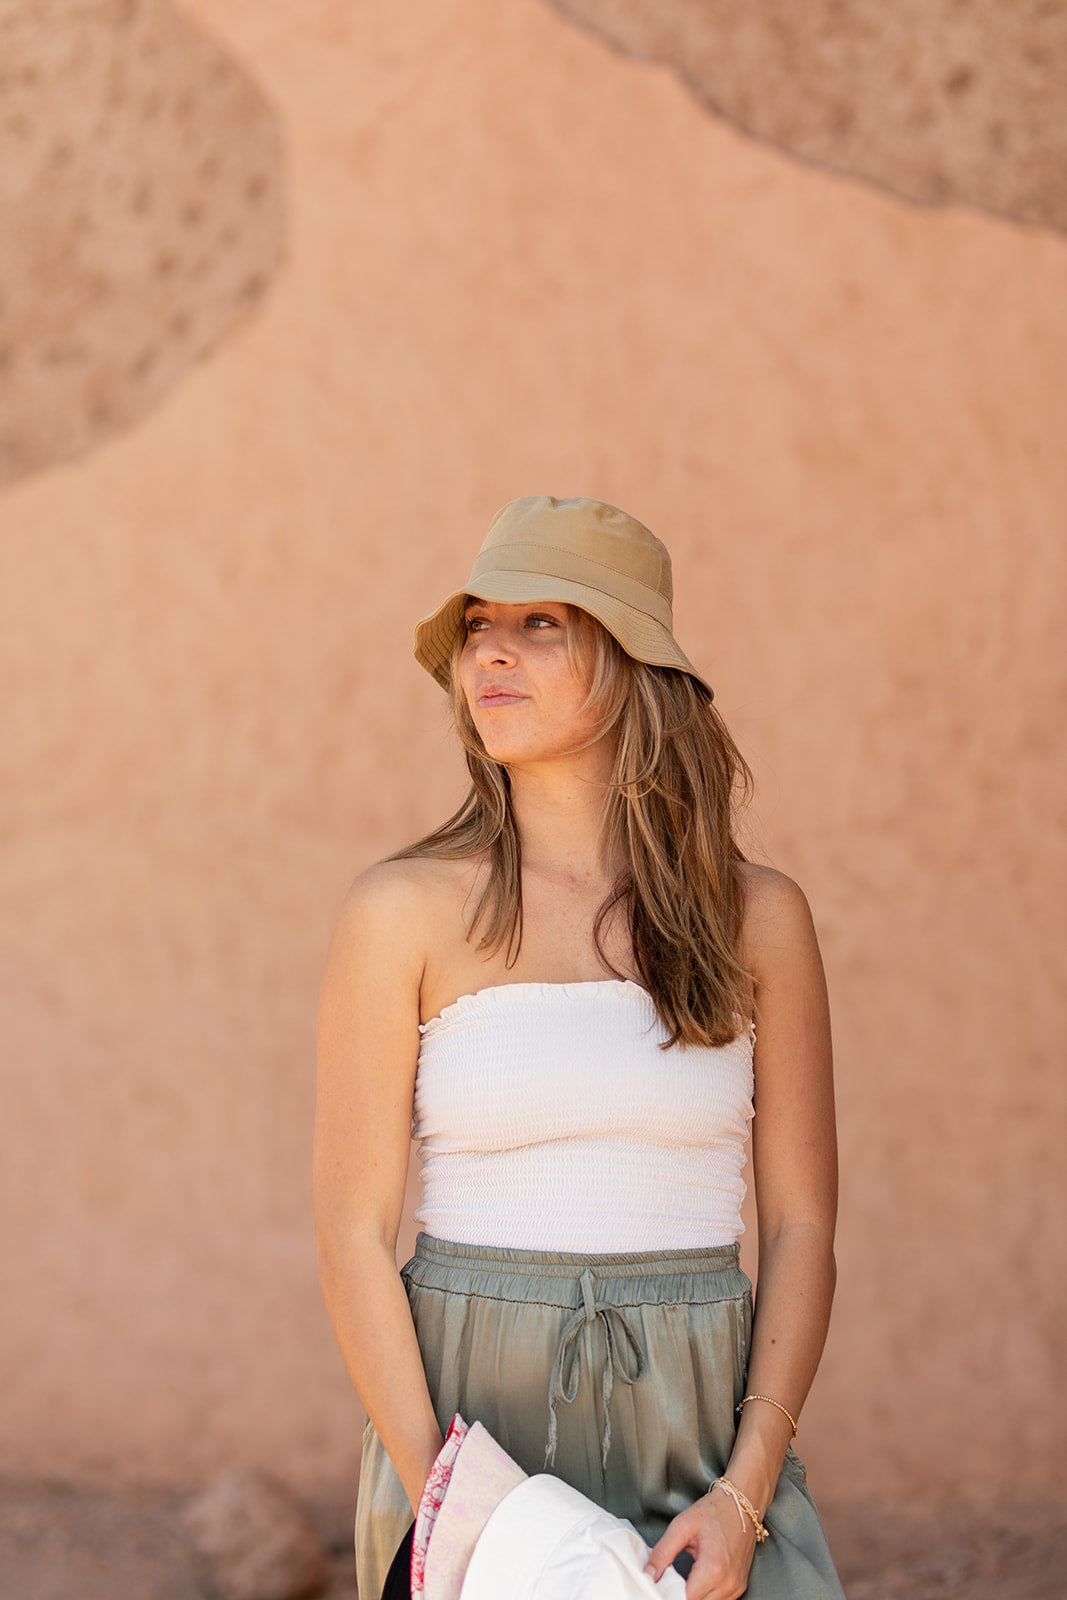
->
<box><xmin>524</xmin><ymin>612</ymin><xmax>561</xmax><ymax>629</ymax></box>
<box><xmin>463</xmin><ymin>614</ymin><xmax>488</xmax><ymax>634</ymax></box>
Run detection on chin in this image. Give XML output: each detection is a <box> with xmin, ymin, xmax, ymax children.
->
<box><xmin>469</xmin><ymin>724</ymin><xmax>528</xmax><ymax>762</ymax></box>
<box><xmin>476</xmin><ymin>737</ymin><xmax>525</xmax><ymax>765</ymax></box>
<box><xmin>485</xmin><ymin>741</ymin><xmax>577</xmax><ymax>769</ymax></box>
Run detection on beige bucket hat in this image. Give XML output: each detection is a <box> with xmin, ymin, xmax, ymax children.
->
<box><xmin>413</xmin><ymin>495</ymin><xmax>713</xmax><ymax>698</ymax></box>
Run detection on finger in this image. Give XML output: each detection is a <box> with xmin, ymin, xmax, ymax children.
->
<box><xmin>644</xmin><ymin>1518</ymin><xmax>695</xmax><ymax>1581</ymax></box>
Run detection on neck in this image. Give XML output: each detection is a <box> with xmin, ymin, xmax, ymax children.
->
<box><xmin>505</xmin><ymin>740</ymin><xmax>619</xmax><ymax>886</ymax></box>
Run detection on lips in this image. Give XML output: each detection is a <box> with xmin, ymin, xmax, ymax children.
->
<box><xmin>475</xmin><ymin>684</ymin><xmax>526</xmax><ymax>709</ymax></box>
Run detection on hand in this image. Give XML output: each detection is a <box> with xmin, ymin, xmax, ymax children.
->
<box><xmin>644</xmin><ymin>1484</ymin><xmax>758</xmax><ymax>1599</ymax></box>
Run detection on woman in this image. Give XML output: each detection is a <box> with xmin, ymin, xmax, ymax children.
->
<box><xmin>315</xmin><ymin>496</ymin><xmax>844</xmax><ymax>1600</ymax></box>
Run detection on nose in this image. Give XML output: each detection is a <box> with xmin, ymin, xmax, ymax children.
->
<box><xmin>474</xmin><ymin>620</ymin><xmax>518</xmax><ymax>667</ymax></box>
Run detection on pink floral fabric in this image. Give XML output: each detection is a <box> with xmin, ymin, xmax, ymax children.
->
<box><xmin>411</xmin><ymin>1414</ymin><xmax>469</xmax><ymax>1595</ymax></box>
<box><xmin>421</xmin><ymin>1421</ymin><xmax>528</xmax><ymax>1600</ymax></box>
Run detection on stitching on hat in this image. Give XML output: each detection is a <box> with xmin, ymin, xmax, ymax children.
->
<box><xmin>481</xmin><ymin>541</ymin><xmax>668</xmax><ymax>604</ymax></box>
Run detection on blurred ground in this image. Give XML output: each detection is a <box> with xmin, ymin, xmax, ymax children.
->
<box><xmin>0</xmin><ymin>1480</ymin><xmax>356</xmax><ymax>1600</ymax></box>
<box><xmin>1</xmin><ymin>1480</ymin><xmax>1064</xmax><ymax>1599</ymax></box>
<box><xmin>821</xmin><ymin>1500</ymin><xmax>1067</xmax><ymax>1600</ymax></box>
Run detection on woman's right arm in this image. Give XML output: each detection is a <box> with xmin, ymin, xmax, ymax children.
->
<box><xmin>313</xmin><ymin>864</ymin><xmax>444</xmax><ymax>1511</ymax></box>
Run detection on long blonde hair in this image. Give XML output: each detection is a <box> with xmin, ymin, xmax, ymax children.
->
<box><xmin>392</xmin><ymin>609</ymin><xmax>754</xmax><ymax>1047</ymax></box>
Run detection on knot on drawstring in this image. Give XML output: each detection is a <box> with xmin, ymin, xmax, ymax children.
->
<box><xmin>545</xmin><ymin>1268</ymin><xmax>646</xmax><ymax>1470</ymax></box>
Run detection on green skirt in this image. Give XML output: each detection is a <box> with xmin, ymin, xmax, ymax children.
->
<box><xmin>356</xmin><ymin>1233</ymin><xmax>844</xmax><ymax>1599</ymax></box>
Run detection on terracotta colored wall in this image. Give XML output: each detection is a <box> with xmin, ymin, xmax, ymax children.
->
<box><xmin>0</xmin><ymin>0</ymin><xmax>282</xmax><ymax>485</ymax></box>
<box><xmin>2</xmin><ymin>0</ymin><xmax>1065</xmax><ymax>1510</ymax></box>
<box><xmin>549</xmin><ymin>0</ymin><xmax>1067</xmax><ymax>230</ymax></box>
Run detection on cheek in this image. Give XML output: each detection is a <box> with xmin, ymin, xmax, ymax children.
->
<box><xmin>456</xmin><ymin>642</ymin><xmax>478</xmax><ymax>700</ymax></box>
<box><xmin>556</xmin><ymin>654</ymin><xmax>595</xmax><ymax>710</ymax></box>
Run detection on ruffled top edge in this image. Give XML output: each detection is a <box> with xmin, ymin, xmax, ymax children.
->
<box><xmin>419</xmin><ymin>979</ymin><xmax>756</xmax><ymax>1046</ymax></box>
<box><xmin>419</xmin><ymin>978</ymin><xmax>651</xmax><ymax>1035</ymax></box>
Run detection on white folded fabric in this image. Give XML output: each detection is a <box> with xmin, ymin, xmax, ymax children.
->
<box><xmin>460</xmin><ymin>1472</ymin><xmax>686</xmax><ymax>1600</ymax></box>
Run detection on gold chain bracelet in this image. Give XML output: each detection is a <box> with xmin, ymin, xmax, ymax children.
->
<box><xmin>709</xmin><ymin>1476</ymin><xmax>769</xmax><ymax>1543</ymax></box>
<box><xmin>738</xmin><ymin>1393</ymin><xmax>798</xmax><ymax>1438</ymax></box>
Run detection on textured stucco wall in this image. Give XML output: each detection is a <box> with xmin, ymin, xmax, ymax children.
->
<box><xmin>0</xmin><ymin>0</ymin><xmax>283</xmax><ymax>485</ymax></box>
<box><xmin>548</xmin><ymin>0</ymin><xmax>1067</xmax><ymax>231</ymax></box>
<box><xmin>1</xmin><ymin>0</ymin><xmax>1065</xmax><ymax>1511</ymax></box>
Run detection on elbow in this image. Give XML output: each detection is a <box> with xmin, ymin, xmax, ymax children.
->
<box><xmin>314</xmin><ymin>1212</ymin><xmax>396</xmax><ymax>1299</ymax></box>
<box><xmin>315</xmin><ymin>1230</ymin><xmax>341</xmax><ymax>1295</ymax></box>
<box><xmin>314</xmin><ymin>1224</ymin><xmax>344</xmax><ymax>1307</ymax></box>
<box><xmin>758</xmin><ymin>1214</ymin><xmax>837</xmax><ymax>1274</ymax></box>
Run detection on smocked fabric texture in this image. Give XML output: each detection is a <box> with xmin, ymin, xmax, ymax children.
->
<box><xmin>355</xmin><ymin>1236</ymin><xmax>845</xmax><ymax>1600</ymax></box>
<box><xmin>413</xmin><ymin>981</ymin><xmax>755</xmax><ymax>1253</ymax></box>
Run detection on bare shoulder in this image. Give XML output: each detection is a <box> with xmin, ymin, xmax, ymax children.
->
<box><xmin>338</xmin><ymin>855</ymin><xmax>453</xmax><ymax>922</ymax></box>
<box><xmin>736</xmin><ymin>860</ymin><xmax>813</xmax><ymax>922</ymax></box>
<box><xmin>735</xmin><ymin>862</ymin><xmax>821</xmax><ymax>981</ymax></box>
<box><xmin>325</xmin><ymin>852</ymin><xmax>481</xmax><ymax>986</ymax></box>
<box><xmin>327</xmin><ymin>864</ymin><xmax>447</xmax><ymax>947</ymax></box>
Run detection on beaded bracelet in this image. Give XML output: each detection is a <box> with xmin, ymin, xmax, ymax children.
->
<box><xmin>738</xmin><ymin>1393</ymin><xmax>798</xmax><ymax>1438</ymax></box>
<box><xmin>709</xmin><ymin>1476</ymin><xmax>769</xmax><ymax>1543</ymax></box>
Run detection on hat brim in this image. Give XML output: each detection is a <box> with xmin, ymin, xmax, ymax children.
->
<box><xmin>413</xmin><ymin>573</ymin><xmax>713</xmax><ymax>700</ymax></box>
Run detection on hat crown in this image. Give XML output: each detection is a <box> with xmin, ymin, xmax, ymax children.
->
<box><xmin>478</xmin><ymin>496</ymin><xmax>673</xmax><ymax>611</ymax></box>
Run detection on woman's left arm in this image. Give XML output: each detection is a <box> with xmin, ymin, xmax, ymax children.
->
<box><xmin>645</xmin><ymin>867</ymin><xmax>838</xmax><ymax>1598</ymax></box>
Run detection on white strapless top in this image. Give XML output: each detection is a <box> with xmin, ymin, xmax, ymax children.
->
<box><xmin>412</xmin><ymin>980</ymin><xmax>755</xmax><ymax>1253</ymax></box>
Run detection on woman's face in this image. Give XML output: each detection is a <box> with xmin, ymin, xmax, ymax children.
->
<box><xmin>457</xmin><ymin>598</ymin><xmax>604</xmax><ymax>767</ymax></box>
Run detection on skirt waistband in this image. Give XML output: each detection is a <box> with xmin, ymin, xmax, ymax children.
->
<box><xmin>407</xmin><ymin>1233</ymin><xmax>748</xmax><ymax>1472</ymax></box>
<box><xmin>410</xmin><ymin>1231</ymin><xmax>741</xmax><ymax>1281</ymax></box>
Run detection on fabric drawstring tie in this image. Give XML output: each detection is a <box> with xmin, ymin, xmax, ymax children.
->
<box><xmin>545</xmin><ymin>1268</ymin><xmax>646</xmax><ymax>1469</ymax></box>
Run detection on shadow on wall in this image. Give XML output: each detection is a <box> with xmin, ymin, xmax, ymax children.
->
<box><xmin>0</xmin><ymin>0</ymin><xmax>284</xmax><ymax>489</ymax></box>
<box><xmin>546</xmin><ymin>0</ymin><xmax>1067</xmax><ymax>233</ymax></box>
